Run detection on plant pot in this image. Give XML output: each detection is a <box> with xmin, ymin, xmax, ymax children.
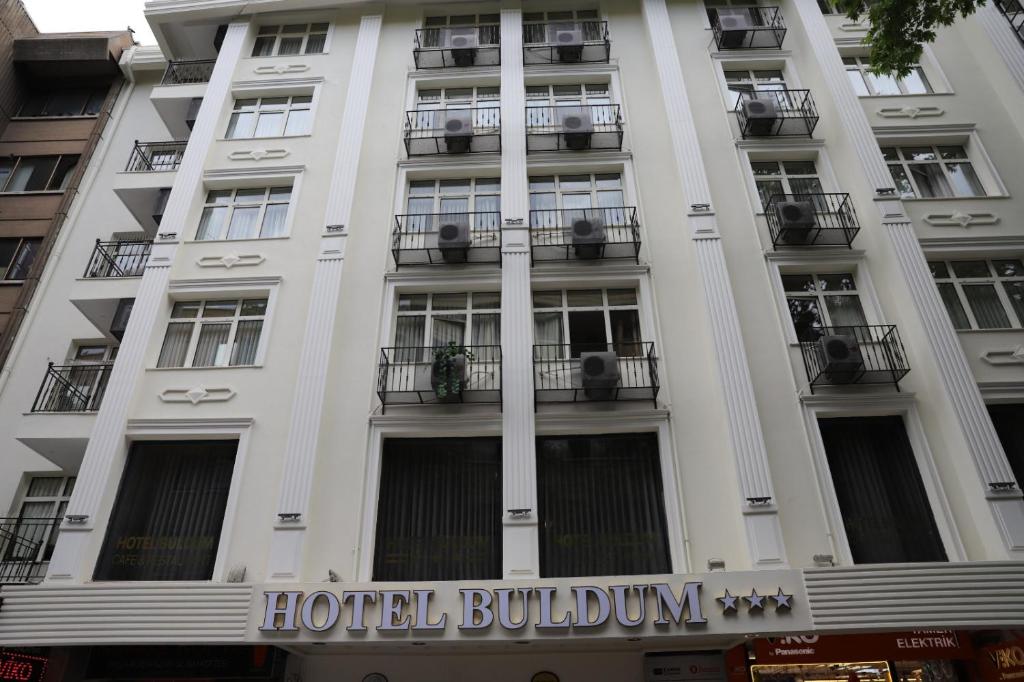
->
<box><xmin>431</xmin><ymin>353</ymin><xmax>467</xmax><ymax>400</ymax></box>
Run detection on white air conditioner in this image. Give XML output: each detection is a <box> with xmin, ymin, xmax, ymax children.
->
<box><xmin>741</xmin><ymin>96</ymin><xmax>779</xmax><ymax>136</ymax></box>
<box><xmin>442</xmin><ymin>109</ymin><xmax>474</xmax><ymax>153</ymax></box>
<box><xmin>716</xmin><ymin>8</ymin><xmax>754</xmax><ymax>48</ymax></box>
<box><xmin>445</xmin><ymin>26</ymin><xmax>479</xmax><ymax>66</ymax></box>
<box><xmin>817</xmin><ymin>334</ymin><xmax>864</xmax><ymax>384</ymax></box>
<box><xmin>550</xmin><ymin>22</ymin><xmax>584</xmax><ymax>62</ymax></box>
<box><xmin>774</xmin><ymin>200</ymin><xmax>817</xmax><ymax>244</ymax></box>
<box><xmin>580</xmin><ymin>351</ymin><xmax>620</xmax><ymax>399</ymax></box>
<box><xmin>571</xmin><ymin>215</ymin><xmax>606</xmax><ymax>259</ymax></box>
<box><xmin>437</xmin><ymin>220</ymin><xmax>471</xmax><ymax>263</ymax></box>
<box><xmin>559</xmin><ymin>108</ymin><xmax>594</xmax><ymax>150</ymax></box>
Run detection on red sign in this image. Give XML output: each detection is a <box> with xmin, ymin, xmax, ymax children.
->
<box><xmin>978</xmin><ymin>638</ymin><xmax>1024</xmax><ymax>682</ymax></box>
<box><xmin>754</xmin><ymin>632</ymin><xmax>973</xmax><ymax>663</ymax></box>
<box><xmin>0</xmin><ymin>651</ymin><xmax>47</xmax><ymax>682</ymax></box>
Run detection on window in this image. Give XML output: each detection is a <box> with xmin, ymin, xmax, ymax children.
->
<box><xmin>157</xmin><ymin>298</ymin><xmax>268</xmax><ymax>368</ymax></box>
<box><xmin>529</xmin><ymin>173</ymin><xmax>627</xmax><ymax>227</ymax></box>
<box><xmin>930</xmin><ymin>259</ymin><xmax>1024</xmax><ymax>330</ymax></box>
<box><xmin>394</xmin><ymin>292</ymin><xmax>500</xmax><ymax>351</ymax></box>
<box><xmin>0</xmin><ymin>155</ymin><xmax>79</xmax><ymax>193</ymax></box>
<box><xmin>523</xmin><ymin>9</ymin><xmax>602</xmax><ymax>43</ymax></box>
<box><xmin>413</xmin><ymin>87</ymin><xmax>500</xmax><ymax>130</ymax></box>
<box><xmin>196</xmin><ymin>187</ymin><xmax>292</xmax><ymax>241</ymax></box>
<box><xmin>226</xmin><ymin>96</ymin><xmax>312</xmax><ymax>138</ymax></box>
<box><xmin>4</xmin><ymin>476</ymin><xmax>75</xmax><ymax>565</ymax></box>
<box><xmin>404</xmin><ymin>178</ymin><xmax>500</xmax><ymax>226</ymax></box>
<box><xmin>18</xmin><ymin>89</ymin><xmax>106</xmax><ymax>117</ymax></box>
<box><xmin>751</xmin><ymin>160</ymin><xmax>824</xmax><ymax>208</ymax></box>
<box><xmin>844</xmin><ymin>56</ymin><xmax>932</xmax><ymax>96</ymax></box>
<box><xmin>988</xmin><ymin>404</ymin><xmax>1024</xmax><ymax>490</ymax></box>
<box><xmin>421</xmin><ymin>14</ymin><xmax>500</xmax><ymax>48</ymax></box>
<box><xmin>783</xmin><ymin>272</ymin><xmax>868</xmax><ymax>342</ymax></box>
<box><xmin>538</xmin><ymin>433</ymin><xmax>671</xmax><ymax>577</ymax></box>
<box><xmin>373</xmin><ymin>438</ymin><xmax>502</xmax><ymax>581</ymax></box>
<box><xmin>252</xmin><ymin>23</ymin><xmax>329</xmax><ymax>56</ymax></box>
<box><xmin>818</xmin><ymin>416</ymin><xmax>947</xmax><ymax>564</ymax></box>
<box><xmin>94</xmin><ymin>441</ymin><xmax>237</xmax><ymax>581</ymax></box>
<box><xmin>533</xmin><ymin>288</ymin><xmax>642</xmax><ymax>357</ymax></box>
<box><xmin>526</xmin><ymin>83</ymin><xmax>614</xmax><ymax>126</ymax></box>
<box><xmin>0</xmin><ymin>238</ymin><xmax>42</xmax><ymax>281</ymax></box>
<box><xmin>882</xmin><ymin>145</ymin><xmax>985</xmax><ymax>199</ymax></box>
<box><xmin>723</xmin><ymin>69</ymin><xmax>787</xmax><ymax>109</ymax></box>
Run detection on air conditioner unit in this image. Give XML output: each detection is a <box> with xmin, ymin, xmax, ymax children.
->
<box><xmin>774</xmin><ymin>200</ymin><xmax>817</xmax><ymax>244</ymax></box>
<box><xmin>110</xmin><ymin>298</ymin><xmax>135</xmax><ymax>341</ymax></box>
<box><xmin>437</xmin><ymin>220</ymin><xmax>471</xmax><ymax>263</ymax></box>
<box><xmin>445</xmin><ymin>26</ymin><xmax>479</xmax><ymax>67</ymax></box>
<box><xmin>152</xmin><ymin>188</ymin><xmax>170</xmax><ymax>226</ymax></box>
<box><xmin>580</xmin><ymin>351</ymin><xmax>620</xmax><ymax>399</ymax></box>
<box><xmin>559</xmin><ymin>108</ymin><xmax>594</xmax><ymax>150</ymax></box>
<box><xmin>185</xmin><ymin>97</ymin><xmax>202</xmax><ymax>131</ymax></box>
<box><xmin>551</xmin><ymin>22</ymin><xmax>584</xmax><ymax>63</ymax></box>
<box><xmin>716</xmin><ymin>9</ymin><xmax>753</xmax><ymax>48</ymax></box>
<box><xmin>443</xmin><ymin>109</ymin><xmax>474</xmax><ymax>154</ymax></box>
<box><xmin>742</xmin><ymin>96</ymin><xmax>779</xmax><ymax>136</ymax></box>
<box><xmin>816</xmin><ymin>334</ymin><xmax>864</xmax><ymax>384</ymax></box>
<box><xmin>571</xmin><ymin>215</ymin><xmax>606</xmax><ymax>259</ymax></box>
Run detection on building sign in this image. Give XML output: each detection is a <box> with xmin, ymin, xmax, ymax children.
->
<box><xmin>0</xmin><ymin>651</ymin><xmax>47</xmax><ymax>682</ymax></box>
<box><xmin>754</xmin><ymin>632</ymin><xmax>973</xmax><ymax>663</ymax></box>
<box><xmin>978</xmin><ymin>638</ymin><xmax>1024</xmax><ymax>682</ymax></box>
<box><xmin>645</xmin><ymin>653</ymin><xmax>727</xmax><ymax>682</ymax></box>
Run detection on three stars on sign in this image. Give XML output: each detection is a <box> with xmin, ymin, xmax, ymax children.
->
<box><xmin>717</xmin><ymin>587</ymin><xmax>792</xmax><ymax>613</ymax></box>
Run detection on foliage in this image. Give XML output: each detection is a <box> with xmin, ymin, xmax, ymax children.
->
<box><xmin>432</xmin><ymin>341</ymin><xmax>474</xmax><ymax>399</ymax></box>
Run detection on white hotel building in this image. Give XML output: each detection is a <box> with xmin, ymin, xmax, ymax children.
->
<box><xmin>1</xmin><ymin>0</ymin><xmax>1024</xmax><ymax>680</ymax></box>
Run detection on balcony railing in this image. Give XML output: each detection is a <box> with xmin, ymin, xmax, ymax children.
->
<box><xmin>377</xmin><ymin>345</ymin><xmax>502</xmax><ymax>410</ymax></box>
<box><xmin>526</xmin><ymin>104</ymin><xmax>623</xmax><ymax>153</ymax></box>
<box><xmin>534</xmin><ymin>341</ymin><xmax>658</xmax><ymax>406</ymax></box>
<box><xmin>523</xmin><ymin>20</ymin><xmax>610</xmax><ymax>65</ymax></box>
<box><xmin>764</xmin><ymin>193</ymin><xmax>859</xmax><ymax>248</ymax></box>
<box><xmin>994</xmin><ymin>0</ymin><xmax>1024</xmax><ymax>45</ymax></box>
<box><xmin>414</xmin><ymin>25</ymin><xmax>501</xmax><ymax>69</ymax></box>
<box><xmin>125</xmin><ymin>140</ymin><xmax>187</xmax><ymax>172</ymax></box>
<box><xmin>799</xmin><ymin>325</ymin><xmax>909</xmax><ymax>393</ymax></box>
<box><xmin>1</xmin><ymin>517</ymin><xmax>60</xmax><ymax>585</ymax></box>
<box><xmin>84</xmin><ymin>239</ymin><xmax>152</xmax><ymax>278</ymax></box>
<box><xmin>404</xmin><ymin>108</ymin><xmax>501</xmax><ymax>156</ymax></box>
<box><xmin>529</xmin><ymin>207</ymin><xmax>640</xmax><ymax>263</ymax></box>
<box><xmin>31</xmin><ymin>362</ymin><xmax>113</xmax><ymax>413</ymax></box>
<box><xmin>392</xmin><ymin>212</ymin><xmax>502</xmax><ymax>267</ymax></box>
<box><xmin>735</xmin><ymin>89</ymin><xmax>819</xmax><ymax>138</ymax></box>
<box><xmin>161</xmin><ymin>59</ymin><xmax>216</xmax><ymax>85</ymax></box>
<box><xmin>711</xmin><ymin>7</ymin><xmax>787</xmax><ymax>50</ymax></box>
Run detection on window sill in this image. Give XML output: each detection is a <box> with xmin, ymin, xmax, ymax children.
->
<box><xmin>185</xmin><ymin>235</ymin><xmax>290</xmax><ymax>244</ymax></box>
<box><xmin>11</xmin><ymin>115</ymin><xmax>100</xmax><ymax>121</ymax></box>
<box><xmin>0</xmin><ymin>280</ymin><xmax>26</xmax><ymax>285</ymax></box>
<box><xmin>247</xmin><ymin>53</ymin><xmax>327</xmax><ymax>59</ymax></box>
<box><xmin>148</xmin><ymin>364</ymin><xmax>263</xmax><ymax>372</ymax></box>
<box><xmin>220</xmin><ymin>134</ymin><xmax>313</xmax><ymax>142</ymax></box>
<box><xmin>0</xmin><ymin>190</ymin><xmax>65</xmax><ymax>196</ymax></box>
<box><xmin>902</xmin><ymin>195</ymin><xmax>1009</xmax><ymax>202</ymax></box>
<box><xmin>954</xmin><ymin>327</ymin><xmax>1024</xmax><ymax>334</ymax></box>
<box><xmin>856</xmin><ymin>92</ymin><xmax>954</xmax><ymax>99</ymax></box>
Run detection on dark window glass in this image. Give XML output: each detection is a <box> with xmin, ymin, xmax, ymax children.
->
<box><xmin>373</xmin><ymin>438</ymin><xmax>502</xmax><ymax>581</ymax></box>
<box><xmin>45</xmin><ymin>92</ymin><xmax>89</xmax><ymax>116</ymax></box>
<box><xmin>5</xmin><ymin>239</ymin><xmax>41</xmax><ymax>280</ymax></box>
<box><xmin>818</xmin><ymin>416</ymin><xmax>947</xmax><ymax>564</ymax></box>
<box><xmin>19</xmin><ymin>93</ymin><xmax>48</xmax><ymax>116</ymax></box>
<box><xmin>50</xmin><ymin>155</ymin><xmax>79</xmax><ymax>190</ymax></box>
<box><xmin>7</xmin><ymin>157</ymin><xmax>58</xmax><ymax>192</ymax></box>
<box><xmin>94</xmin><ymin>440</ymin><xmax>237</xmax><ymax>581</ymax></box>
<box><xmin>988</xmin><ymin>404</ymin><xmax>1024</xmax><ymax>490</ymax></box>
<box><xmin>538</xmin><ymin>433</ymin><xmax>671</xmax><ymax>577</ymax></box>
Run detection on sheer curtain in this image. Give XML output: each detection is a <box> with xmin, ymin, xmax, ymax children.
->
<box><xmin>260</xmin><ymin>203</ymin><xmax>288</xmax><ymax>238</ymax></box>
<box><xmin>230</xmin><ymin>320</ymin><xmax>263</xmax><ymax>365</ymax></box>
<box><xmin>963</xmin><ymin>284</ymin><xmax>1011</xmax><ymax>328</ymax></box>
<box><xmin>824</xmin><ymin>295</ymin><xmax>868</xmax><ymax>329</ymax></box>
<box><xmin>937</xmin><ymin>283</ymin><xmax>971</xmax><ymax>330</ymax></box>
<box><xmin>156</xmin><ymin>322</ymin><xmax>194</xmax><ymax>368</ymax></box>
<box><xmin>192</xmin><ymin>323</ymin><xmax>231</xmax><ymax>367</ymax></box>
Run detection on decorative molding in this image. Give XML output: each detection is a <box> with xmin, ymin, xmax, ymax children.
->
<box><xmin>233</xmin><ymin>77</ymin><xmax>323</xmax><ymax>90</ymax></box>
<box><xmin>919</xmin><ymin>235</ymin><xmax>1024</xmax><ymax>252</ymax></box>
<box><xmin>196</xmin><ymin>253</ymin><xmax>266</xmax><ymax>269</ymax></box>
<box><xmin>126</xmin><ymin>417</ymin><xmax>254</xmax><ymax>432</ymax></box>
<box><xmin>253</xmin><ymin>63</ymin><xmax>310</xmax><ymax>75</ymax></box>
<box><xmin>976</xmin><ymin>3</ymin><xmax>1024</xmax><ymax>94</ymax></box>
<box><xmin>837</xmin><ymin>20</ymin><xmax>868</xmax><ymax>32</ymax></box>
<box><xmin>159</xmin><ymin>386</ymin><xmax>236</xmax><ymax>405</ymax></box>
<box><xmin>203</xmin><ymin>165</ymin><xmax>304</xmax><ymax>183</ymax></box>
<box><xmin>876</xmin><ymin>106</ymin><xmax>944</xmax><ymax>119</ymax></box>
<box><xmin>227</xmin><ymin>149</ymin><xmax>290</xmax><ymax>162</ymax></box>
<box><xmin>923</xmin><ymin>212</ymin><xmax>1000</xmax><ymax>228</ymax></box>
<box><xmin>168</xmin><ymin>275</ymin><xmax>281</xmax><ymax>292</ymax></box>
<box><xmin>982</xmin><ymin>346</ymin><xmax>1024</xmax><ymax>366</ymax></box>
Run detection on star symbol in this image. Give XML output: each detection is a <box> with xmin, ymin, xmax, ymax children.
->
<box><xmin>744</xmin><ymin>588</ymin><xmax>765</xmax><ymax>611</ymax></box>
<box><xmin>771</xmin><ymin>587</ymin><xmax>793</xmax><ymax>610</ymax></box>
<box><xmin>717</xmin><ymin>589</ymin><xmax>738</xmax><ymax>613</ymax></box>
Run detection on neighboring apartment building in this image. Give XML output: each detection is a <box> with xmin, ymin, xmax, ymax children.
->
<box><xmin>0</xmin><ymin>0</ymin><xmax>1023</xmax><ymax>680</ymax></box>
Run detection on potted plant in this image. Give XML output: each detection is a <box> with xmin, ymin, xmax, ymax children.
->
<box><xmin>431</xmin><ymin>341</ymin><xmax>474</xmax><ymax>400</ymax></box>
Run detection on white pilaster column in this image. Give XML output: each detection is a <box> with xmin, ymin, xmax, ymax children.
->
<box><xmin>976</xmin><ymin>3</ymin><xmax>1024</xmax><ymax>93</ymax></box>
<box><xmin>792</xmin><ymin>0</ymin><xmax>1024</xmax><ymax>553</ymax></box>
<box><xmin>46</xmin><ymin>21</ymin><xmax>251</xmax><ymax>582</ymax></box>
<box><xmin>266</xmin><ymin>14</ymin><xmax>382</xmax><ymax>581</ymax></box>
<box><xmin>499</xmin><ymin>7</ymin><xmax>539</xmax><ymax>579</ymax></box>
<box><xmin>641</xmin><ymin>0</ymin><xmax>787</xmax><ymax>567</ymax></box>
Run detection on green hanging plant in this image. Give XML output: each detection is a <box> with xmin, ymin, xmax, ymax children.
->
<box><xmin>431</xmin><ymin>341</ymin><xmax>475</xmax><ymax>399</ymax></box>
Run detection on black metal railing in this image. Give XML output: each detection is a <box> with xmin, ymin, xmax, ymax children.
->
<box><xmin>533</xmin><ymin>341</ymin><xmax>658</xmax><ymax>406</ymax></box>
<box><xmin>799</xmin><ymin>325</ymin><xmax>909</xmax><ymax>393</ymax></box>
<box><xmin>529</xmin><ymin>206</ymin><xmax>640</xmax><ymax>263</ymax></box>
<box><xmin>735</xmin><ymin>89</ymin><xmax>819</xmax><ymax>138</ymax></box>
<box><xmin>377</xmin><ymin>345</ymin><xmax>502</xmax><ymax>410</ymax></box>
<box><xmin>392</xmin><ymin>212</ymin><xmax>502</xmax><ymax>267</ymax></box>
<box><xmin>1</xmin><ymin>517</ymin><xmax>61</xmax><ymax>585</ymax></box>
<box><xmin>764</xmin><ymin>193</ymin><xmax>859</xmax><ymax>248</ymax></box>
<box><xmin>413</xmin><ymin>25</ymin><xmax>501</xmax><ymax>68</ymax></box>
<box><xmin>125</xmin><ymin>140</ymin><xmax>187</xmax><ymax>172</ymax></box>
<box><xmin>31</xmin><ymin>362</ymin><xmax>113</xmax><ymax>413</ymax></box>
<box><xmin>84</xmin><ymin>239</ymin><xmax>152</xmax><ymax>278</ymax></box>
<box><xmin>404</xmin><ymin>107</ymin><xmax>501</xmax><ymax>156</ymax></box>
<box><xmin>523</xmin><ymin>20</ymin><xmax>610</xmax><ymax>65</ymax></box>
<box><xmin>525</xmin><ymin>104</ymin><xmax>623</xmax><ymax>152</ymax></box>
<box><xmin>994</xmin><ymin>0</ymin><xmax>1024</xmax><ymax>44</ymax></box>
<box><xmin>161</xmin><ymin>59</ymin><xmax>216</xmax><ymax>85</ymax></box>
<box><xmin>711</xmin><ymin>7</ymin><xmax>787</xmax><ymax>50</ymax></box>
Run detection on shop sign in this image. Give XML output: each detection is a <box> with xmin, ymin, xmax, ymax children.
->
<box><xmin>644</xmin><ymin>653</ymin><xmax>727</xmax><ymax>682</ymax></box>
<box><xmin>978</xmin><ymin>638</ymin><xmax>1024</xmax><ymax>682</ymax></box>
<box><xmin>0</xmin><ymin>651</ymin><xmax>47</xmax><ymax>682</ymax></box>
<box><xmin>754</xmin><ymin>632</ymin><xmax>972</xmax><ymax>663</ymax></box>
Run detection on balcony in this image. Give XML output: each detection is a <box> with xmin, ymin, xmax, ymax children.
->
<box><xmin>161</xmin><ymin>58</ymin><xmax>215</xmax><ymax>85</ymax></box>
<box><xmin>735</xmin><ymin>90</ymin><xmax>819</xmax><ymax>138</ymax></box>
<box><xmin>31</xmin><ymin>362</ymin><xmax>113</xmax><ymax>413</ymax></box>
<box><xmin>711</xmin><ymin>7</ymin><xmax>786</xmax><ymax>50</ymax></box>
<box><xmin>530</xmin><ymin>207</ymin><xmax>640</xmax><ymax>263</ymax></box>
<box><xmin>523</xmin><ymin>20</ymin><xmax>610</xmax><ymax>65</ymax></box>
<box><xmin>377</xmin><ymin>346</ymin><xmax>502</xmax><ymax>411</ymax></box>
<box><xmin>994</xmin><ymin>0</ymin><xmax>1024</xmax><ymax>44</ymax></box>
<box><xmin>413</xmin><ymin>25</ymin><xmax>501</xmax><ymax>69</ymax></box>
<box><xmin>526</xmin><ymin>104</ymin><xmax>623</xmax><ymax>153</ymax></box>
<box><xmin>765</xmin><ymin>193</ymin><xmax>859</xmax><ymax>248</ymax></box>
<box><xmin>1</xmin><ymin>517</ymin><xmax>60</xmax><ymax>585</ymax></box>
<box><xmin>84</xmin><ymin>240</ymin><xmax>152</xmax><ymax>278</ymax></box>
<box><xmin>125</xmin><ymin>140</ymin><xmax>187</xmax><ymax>173</ymax></box>
<box><xmin>799</xmin><ymin>325</ymin><xmax>909</xmax><ymax>393</ymax></box>
<box><xmin>404</xmin><ymin>108</ymin><xmax>501</xmax><ymax>156</ymax></box>
<box><xmin>534</xmin><ymin>342</ymin><xmax>659</xmax><ymax>406</ymax></box>
<box><xmin>392</xmin><ymin>212</ymin><xmax>501</xmax><ymax>267</ymax></box>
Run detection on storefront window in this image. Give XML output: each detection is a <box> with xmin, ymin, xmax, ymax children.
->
<box><xmin>753</xmin><ymin>662</ymin><xmax>891</xmax><ymax>682</ymax></box>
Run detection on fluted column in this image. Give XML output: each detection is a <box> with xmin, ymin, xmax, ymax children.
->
<box><xmin>266</xmin><ymin>14</ymin><xmax>382</xmax><ymax>581</ymax></box>
<box><xmin>641</xmin><ymin>0</ymin><xmax>787</xmax><ymax>566</ymax></box>
<box><xmin>976</xmin><ymin>3</ymin><xmax>1024</xmax><ymax>93</ymax></box>
<box><xmin>46</xmin><ymin>21</ymin><xmax>251</xmax><ymax>581</ymax></box>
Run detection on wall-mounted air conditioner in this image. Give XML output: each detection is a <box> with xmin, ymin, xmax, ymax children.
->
<box><xmin>551</xmin><ymin>22</ymin><xmax>584</xmax><ymax>62</ymax></box>
<box><xmin>742</xmin><ymin>96</ymin><xmax>779</xmax><ymax>136</ymax></box>
<box><xmin>580</xmin><ymin>350</ymin><xmax>619</xmax><ymax>399</ymax></box>
<box><xmin>817</xmin><ymin>334</ymin><xmax>864</xmax><ymax>384</ymax></box>
<box><xmin>717</xmin><ymin>9</ymin><xmax>754</xmax><ymax>48</ymax></box>
<box><xmin>185</xmin><ymin>97</ymin><xmax>202</xmax><ymax>131</ymax></box>
<box><xmin>774</xmin><ymin>200</ymin><xmax>816</xmax><ymax>244</ymax></box>
<box><xmin>152</xmin><ymin>188</ymin><xmax>171</xmax><ymax>226</ymax></box>
<box><xmin>571</xmin><ymin>214</ymin><xmax>606</xmax><ymax>259</ymax></box>
<box><xmin>446</xmin><ymin>26</ymin><xmax>479</xmax><ymax>67</ymax></box>
<box><xmin>559</xmin><ymin>108</ymin><xmax>593</xmax><ymax>150</ymax></box>
<box><xmin>443</xmin><ymin>109</ymin><xmax>474</xmax><ymax>154</ymax></box>
<box><xmin>437</xmin><ymin>220</ymin><xmax>471</xmax><ymax>263</ymax></box>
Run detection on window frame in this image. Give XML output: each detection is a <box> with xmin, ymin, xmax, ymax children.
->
<box><xmin>0</xmin><ymin>155</ymin><xmax>80</xmax><ymax>194</ymax></box>
<box><xmin>713</xmin><ymin>57</ymin><xmax>803</xmax><ymax>113</ymax></box>
<box><xmin>225</xmin><ymin>95</ymin><xmax>314</xmax><ymax>139</ymax></box>
<box><xmin>251</xmin><ymin>22</ymin><xmax>331</xmax><ymax>57</ymax></box>
<box><xmin>403</xmin><ymin>177</ymin><xmax>501</xmax><ymax>215</ymax></box>
<box><xmin>882</xmin><ymin>144</ymin><xmax>987</xmax><ymax>199</ymax></box>
<box><xmin>16</xmin><ymin>89</ymin><xmax>107</xmax><ymax>118</ymax></box>
<box><xmin>750</xmin><ymin>159</ymin><xmax>825</xmax><ymax>209</ymax></box>
<box><xmin>737</xmin><ymin>145</ymin><xmax>841</xmax><ymax>216</ymax></box>
<box><xmin>156</xmin><ymin>297</ymin><xmax>271</xmax><ymax>369</ymax></box>
<box><xmin>842</xmin><ymin>55</ymin><xmax>933</xmax><ymax>97</ymax></box>
<box><xmin>929</xmin><ymin>258</ymin><xmax>1024</xmax><ymax>330</ymax></box>
<box><xmin>8</xmin><ymin>475</ymin><xmax>76</xmax><ymax>564</ymax></box>
<box><xmin>194</xmin><ymin>186</ymin><xmax>295</xmax><ymax>242</ymax></box>
<box><xmin>0</xmin><ymin>237</ymin><xmax>43</xmax><ymax>282</ymax></box>
<box><xmin>392</xmin><ymin>291</ymin><xmax>502</xmax><ymax>348</ymax></box>
<box><xmin>782</xmin><ymin>271</ymin><xmax>869</xmax><ymax>341</ymax></box>
<box><xmin>531</xmin><ymin>287</ymin><xmax>645</xmax><ymax>356</ymax></box>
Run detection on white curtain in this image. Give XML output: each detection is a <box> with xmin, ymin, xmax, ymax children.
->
<box><xmin>156</xmin><ymin>322</ymin><xmax>194</xmax><ymax>368</ymax></box>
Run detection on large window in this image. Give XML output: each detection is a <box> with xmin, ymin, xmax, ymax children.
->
<box><xmin>19</xmin><ymin>89</ymin><xmax>106</xmax><ymax>117</ymax></box>
<box><xmin>818</xmin><ymin>416</ymin><xmax>947</xmax><ymax>564</ymax></box>
<box><xmin>724</xmin><ymin>69</ymin><xmax>787</xmax><ymax>109</ymax></box>
<box><xmin>930</xmin><ymin>259</ymin><xmax>1024</xmax><ymax>330</ymax></box>
<box><xmin>393</xmin><ymin>291</ymin><xmax>500</xmax><ymax>349</ymax></box>
<box><xmin>751</xmin><ymin>160</ymin><xmax>824</xmax><ymax>208</ymax></box>
<box><xmin>538</xmin><ymin>433</ymin><xmax>671</xmax><ymax>577</ymax></box>
<box><xmin>844</xmin><ymin>56</ymin><xmax>932</xmax><ymax>96</ymax></box>
<box><xmin>3</xmin><ymin>476</ymin><xmax>74</xmax><ymax>565</ymax></box>
<box><xmin>421</xmin><ymin>13</ymin><xmax>500</xmax><ymax>47</ymax></box>
<box><xmin>404</xmin><ymin>178</ymin><xmax>500</xmax><ymax>222</ymax></box>
<box><xmin>529</xmin><ymin>173</ymin><xmax>626</xmax><ymax>227</ymax></box>
<box><xmin>882</xmin><ymin>145</ymin><xmax>985</xmax><ymax>199</ymax></box>
<box><xmin>373</xmin><ymin>438</ymin><xmax>502</xmax><ymax>581</ymax></box>
<box><xmin>523</xmin><ymin>9</ymin><xmax>602</xmax><ymax>43</ymax></box>
<box><xmin>988</xmin><ymin>404</ymin><xmax>1024</xmax><ymax>490</ymax></box>
<box><xmin>196</xmin><ymin>187</ymin><xmax>292</xmax><ymax>241</ymax></box>
<box><xmin>783</xmin><ymin>272</ymin><xmax>868</xmax><ymax>342</ymax></box>
<box><xmin>157</xmin><ymin>298</ymin><xmax>268</xmax><ymax>368</ymax></box>
<box><xmin>0</xmin><ymin>238</ymin><xmax>42</xmax><ymax>281</ymax></box>
<box><xmin>226</xmin><ymin>96</ymin><xmax>312</xmax><ymax>138</ymax></box>
<box><xmin>526</xmin><ymin>83</ymin><xmax>614</xmax><ymax>128</ymax></box>
<box><xmin>533</xmin><ymin>288</ymin><xmax>642</xmax><ymax>357</ymax></box>
<box><xmin>94</xmin><ymin>441</ymin><xmax>237</xmax><ymax>581</ymax></box>
<box><xmin>0</xmin><ymin>155</ymin><xmax>79</xmax><ymax>193</ymax></box>
<box><xmin>417</xmin><ymin>86</ymin><xmax>500</xmax><ymax>110</ymax></box>
<box><xmin>252</xmin><ymin>23</ymin><xmax>328</xmax><ymax>56</ymax></box>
